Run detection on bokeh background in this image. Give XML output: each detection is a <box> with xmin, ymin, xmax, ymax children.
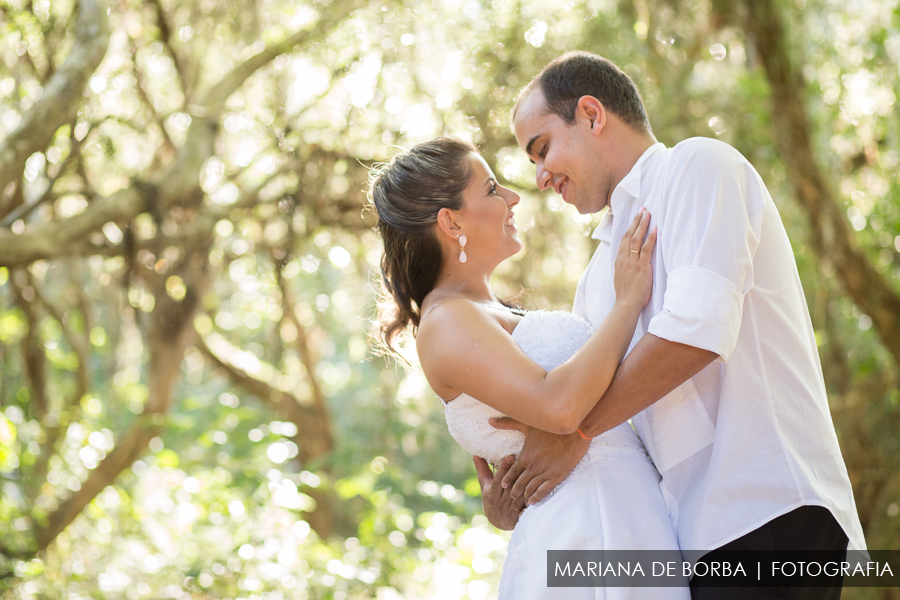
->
<box><xmin>0</xmin><ymin>0</ymin><xmax>898</xmax><ymax>598</ymax></box>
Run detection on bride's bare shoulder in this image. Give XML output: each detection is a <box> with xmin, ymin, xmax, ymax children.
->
<box><xmin>417</xmin><ymin>299</ymin><xmax>512</xmax><ymax>395</ymax></box>
<box><xmin>417</xmin><ymin>300</ymin><xmax>501</xmax><ymax>353</ymax></box>
<box><xmin>419</xmin><ymin>298</ymin><xmax>485</xmax><ymax>334</ymax></box>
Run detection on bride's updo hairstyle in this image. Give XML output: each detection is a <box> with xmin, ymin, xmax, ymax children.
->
<box><xmin>370</xmin><ymin>137</ymin><xmax>477</xmax><ymax>356</ymax></box>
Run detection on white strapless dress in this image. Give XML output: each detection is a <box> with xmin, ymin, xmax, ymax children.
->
<box><xmin>441</xmin><ymin>311</ymin><xmax>688</xmax><ymax>599</ymax></box>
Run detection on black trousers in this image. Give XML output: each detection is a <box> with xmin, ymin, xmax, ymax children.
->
<box><xmin>689</xmin><ymin>505</ymin><xmax>849</xmax><ymax>600</ymax></box>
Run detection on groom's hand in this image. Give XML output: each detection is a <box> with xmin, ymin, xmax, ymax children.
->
<box><xmin>475</xmin><ymin>455</ymin><xmax>525</xmax><ymax>531</ymax></box>
<box><xmin>490</xmin><ymin>417</ymin><xmax>591</xmax><ymax>504</ymax></box>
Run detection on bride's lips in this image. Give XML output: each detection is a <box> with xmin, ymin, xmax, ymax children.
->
<box><xmin>506</xmin><ymin>212</ymin><xmax>516</xmax><ymax>228</ymax></box>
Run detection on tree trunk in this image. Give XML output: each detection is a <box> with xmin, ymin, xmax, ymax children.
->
<box><xmin>742</xmin><ymin>0</ymin><xmax>900</xmax><ymax>372</ymax></box>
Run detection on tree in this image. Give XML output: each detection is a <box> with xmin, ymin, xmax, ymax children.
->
<box><xmin>0</xmin><ymin>0</ymin><xmax>365</xmax><ymax>573</ymax></box>
<box><xmin>0</xmin><ymin>0</ymin><xmax>897</xmax><ymax>598</ymax></box>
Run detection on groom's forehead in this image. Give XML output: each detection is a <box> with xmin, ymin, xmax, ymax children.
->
<box><xmin>515</xmin><ymin>89</ymin><xmax>549</xmax><ymax>124</ymax></box>
<box><xmin>514</xmin><ymin>91</ymin><xmax>552</xmax><ymax>148</ymax></box>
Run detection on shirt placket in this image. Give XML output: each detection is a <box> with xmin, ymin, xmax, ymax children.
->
<box><xmin>590</xmin><ymin>213</ymin><xmax>617</xmax><ymax>326</ymax></box>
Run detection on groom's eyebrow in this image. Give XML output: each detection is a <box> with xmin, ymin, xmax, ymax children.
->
<box><xmin>525</xmin><ymin>134</ymin><xmax>541</xmax><ymax>157</ymax></box>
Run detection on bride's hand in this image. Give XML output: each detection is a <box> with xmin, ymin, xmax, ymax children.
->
<box><xmin>474</xmin><ymin>455</ymin><xmax>526</xmax><ymax>530</ymax></box>
<box><xmin>613</xmin><ymin>208</ymin><xmax>657</xmax><ymax>309</ymax></box>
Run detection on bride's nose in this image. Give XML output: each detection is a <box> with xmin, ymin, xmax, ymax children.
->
<box><xmin>505</xmin><ymin>188</ymin><xmax>520</xmax><ymax>208</ymax></box>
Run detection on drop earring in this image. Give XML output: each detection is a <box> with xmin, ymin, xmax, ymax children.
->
<box><xmin>458</xmin><ymin>235</ymin><xmax>467</xmax><ymax>263</ymax></box>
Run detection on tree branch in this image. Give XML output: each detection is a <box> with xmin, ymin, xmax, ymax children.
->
<box><xmin>192</xmin><ymin>0</ymin><xmax>365</xmax><ymax>115</ymax></box>
<box><xmin>196</xmin><ymin>331</ymin><xmax>322</xmax><ymax>450</ymax></box>
<box><xmin>147</xmin><ymin>0</ymin><xmax>190</xmax><ymax>101</ymax></box>
<box><xmin>0</xmin><ymin>1</ymin><xmax>362</xmax><ymax>267</ymax></box>
<box><xmin>0</xmin><ymin>150</ymin><xmax>73</xmax><ymax>227</ymax></box>
<box><xmin>0</xmin><ymin>0</ymin><xmax>109</xmax><ymax>193</ymax></box>
<box><xmin>275</xmin><ymin>252</ymin><xmax>333</xmax><ymax>461</ymax></box>
<box><xmin>29</xmin><ymin>274</ymin><xmax>90</xmax><ymax>404</ymax></box>
<box><xmin>196</xmin><ymin>328</ymin><xmax>336</xmax><ymax>537</ymax></box>
<box><xmin>129</xmin><ymin>39</ymin><xmax>177</xmax><ymax>161</ymax></box>
<box><xmin>9</xmin><ymin>272</ymin><xmax>48</xmax><ymax>418</ymax></box>
<box><xmin>35</xmin><ymin>247</ymin><xmax>210</xmax><ymax>552</ymax></box>
<box><xmin>35</xmin><ymin>414</ymin><xmax>156</xmax><ymax>551</ymax></box>
<box><xmin>0</xmin><ymin>185</ymin><xmax>146</xmax><ymax>267</ymax></box>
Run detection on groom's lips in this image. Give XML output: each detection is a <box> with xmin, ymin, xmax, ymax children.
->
<box><xmin>555</xmin><ymin>177</ymin><xmax>569</xmax><ymax>201</ymax></box>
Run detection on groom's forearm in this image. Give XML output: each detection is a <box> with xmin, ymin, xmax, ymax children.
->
<box><xmin>498</xmin><ymin>335</ymin><xmax>715</xmax><ymax>502</ymax></box>
<box><xmin>577</xmin><ymin>334</ymin><xmax>717</xmax><ymax>438</ymax></box>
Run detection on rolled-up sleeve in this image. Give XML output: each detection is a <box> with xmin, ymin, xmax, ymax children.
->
<box><xmin>646</xmin><ymin>139</ymin><xmax>764</xmax><ymax>363</ymax></box>
<box><xmin>648</xmin><ymin>265</ymin><xmax>745</xmax><ymax>361</ymax></box>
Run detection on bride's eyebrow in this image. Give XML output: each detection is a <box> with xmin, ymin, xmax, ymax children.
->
<box><xmin>484</xmin><ymin>177</ymin><xmax>495</xmax><ymax>189</ymax></box>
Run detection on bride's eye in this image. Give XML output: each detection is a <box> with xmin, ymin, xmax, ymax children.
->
<box><xmin>488</xmin><ymin>181</ymin><xmax>498</xmax><ymax>195</ymax></box>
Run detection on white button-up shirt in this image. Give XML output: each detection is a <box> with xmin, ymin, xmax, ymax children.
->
<box><xmin>573</xmin><ymin>138</ymin><xmax>866</xmax><ymax>553</ymax></box>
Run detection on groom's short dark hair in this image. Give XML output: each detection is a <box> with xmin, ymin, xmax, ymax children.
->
<box><xmin>515</xmin><ymin>52</ymin><xmax>650</xmax><ymax>132</ymax></box>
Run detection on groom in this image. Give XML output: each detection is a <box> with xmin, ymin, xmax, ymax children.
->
<box><xmin>476</xmin><ymin>51</ymin><xmax>866</xmax><ymax>598</ymax></box>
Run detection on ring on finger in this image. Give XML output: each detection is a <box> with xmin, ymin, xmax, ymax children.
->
<box><xmin>630</xmin><ymin>249</ymin><xmax>639</xmax><ymax>254</ymax></box>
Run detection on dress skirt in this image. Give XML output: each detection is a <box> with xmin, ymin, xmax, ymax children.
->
<box><xmin>497</xmin><ymin>424</ymin><xmax>690</xmax><ymax>600</ymax></box>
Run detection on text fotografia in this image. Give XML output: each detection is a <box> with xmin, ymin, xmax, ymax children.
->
<box><xmin>547</xmin><ymin>551</ymin><xmax>900</xmax><ymax>588</ymax></box>
<box><xmin>773</xmin><ymin>561</ymin><xmax>892</xmax><ymax>578</ymax></box>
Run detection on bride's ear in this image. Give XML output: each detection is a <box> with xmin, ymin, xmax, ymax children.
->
<box><xmin>436</xmin><ymin>207</ymin><xmax>463</xmax><ymax>240</ymax></box>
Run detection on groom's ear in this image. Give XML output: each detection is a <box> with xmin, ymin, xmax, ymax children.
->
<box><xmin>576</xmin><ymin>96</ymin><xmax>606</xmax><ymax>136</ymax></box>
<box><xmin>436</xmin><ymin>207</ymin><xmax>463</xmax><ymax>239</ymax></box>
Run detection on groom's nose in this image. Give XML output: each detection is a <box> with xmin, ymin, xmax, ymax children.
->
<box><xmin>535</xmin><ymin>163</ymin><xmax>552</xmax><ymax>190</ymax></box>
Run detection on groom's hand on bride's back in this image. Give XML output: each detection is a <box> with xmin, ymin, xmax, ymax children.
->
<box><xmin>489</xmin><ymin>418</ymin><xmax>591</xmax><ymax>504</ymax></box>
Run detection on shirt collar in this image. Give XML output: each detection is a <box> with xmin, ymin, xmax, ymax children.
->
<box><xmin>591</xmin><ymin>142</ymin><xmax>666</xmax><ymax>240</ymax></box>
<box><xmin>611</xmin><ymin>142</ymin><xmax>666</xmax><ymax>210</ymax></box>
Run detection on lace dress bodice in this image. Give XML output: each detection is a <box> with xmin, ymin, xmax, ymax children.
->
<box><xmin>441</xmin><ymin>310</ymin><xmax>647</xmax><ymax>466</ymax></box>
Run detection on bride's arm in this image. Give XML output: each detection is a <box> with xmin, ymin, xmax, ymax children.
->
<box><xmin>417</xmin><ymin>210</ymin><xmax>655</xmax><ymax>435</ymax></box>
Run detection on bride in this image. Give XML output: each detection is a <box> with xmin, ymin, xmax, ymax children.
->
<box><xmin>371</xmin><ymin>137</ymin><xmax>687</xmax><ymax>599</ymax></box>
